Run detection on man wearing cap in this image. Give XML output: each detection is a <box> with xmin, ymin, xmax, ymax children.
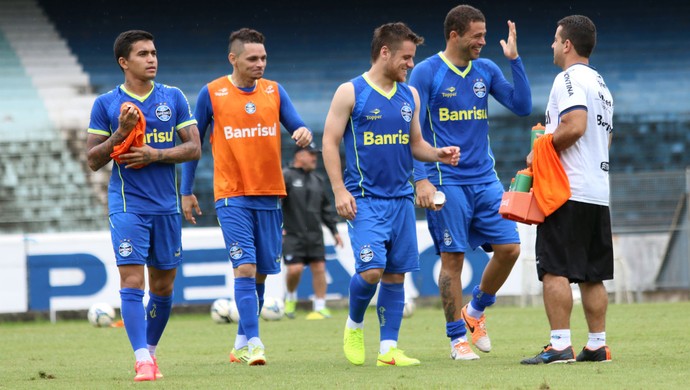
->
<box><xmin>282</xmin><ymin>142</ymin><xmax>343</xmax><ymax>320</ymax></box>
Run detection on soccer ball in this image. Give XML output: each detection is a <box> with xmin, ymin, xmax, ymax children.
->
<box><xmin>260</xmin><ymin>296</ymin><xmax>285</xmax><ymax>321</ymax></box>
<box><xmin>210</xmin><ymin>298</ymin><xmax>235</xmax><ymax>323</ymax></box>
<box><xmin>87</xmin><ymin>302</ymin><xmax>116</xmax><ymax>327</ymax></box>
<box><xmin>227</xmin><ymin>299</ymin><xmax>240</xmax><ymax>323</ymax></box>
<box><xmin>402</xmin><ymin>300</ymin><xmax>416</xmax><ymax>318</ymax></box>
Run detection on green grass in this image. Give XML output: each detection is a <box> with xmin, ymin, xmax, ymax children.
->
<box><xmin>1</xmin><ymin>302</ymin><xmax>689</xmax><ymax>389</ymax></box>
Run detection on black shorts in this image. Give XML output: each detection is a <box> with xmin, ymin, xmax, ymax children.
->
<box><xmin>535</xmin><ymin>200</ymin><xmax>613</xmax><ymax>283</ymax></box>
<box><xmin>283</xmin><ymin>255</ymin><xmax>325</xmax><ymax>266</ymax></box>
<box><xmin>282</xmin><ymin>234</ymin><xmax>325</xmax><ymax>265</ymax></box>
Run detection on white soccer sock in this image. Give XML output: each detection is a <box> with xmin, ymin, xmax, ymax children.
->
<box><xmin>247</xmin><ymin>337</ymin><xmax>264</xmax><ymax>351</ymax></box>
<box><xmin>134</xmin><ymin>348</ymin><xmax>153</xmax><ymax>363</ymax></box>
<box><xmin>450</xmin><ymin>337</ymin><xmax>468</xmax><ymax>348</ymax></box>
<box><xmin>314</xmin><ymin>298</ymin><xmax>326</xmax><ymax>312</ymax></box>
<box><xmin>467</xmin><ymin>302</ymin><xmax>484</xmax><ymax>319</ymax></box>
<box><xmin>286</xmin><ymin>291</ymin><xmax>297</xmax><ymax>301</ymax></box>
<box><xmin>550</xmin><ymin>329</ymin><xmax>571</xmax><ymax>350</ymax></box>
<box><xmin>234</xmin><ymin>334</ymin><xmax>248</xmax><ymax>350</ymax></box>
<box><xmin>346</xmin><ymin>317</ymin><xmax>363</xmax><ymax>330</ymax></box>
<box><xmin>147</xmin><ymin>344</ymin><xmax>157</xmax><ymax>358</ymax></box>
<box><xmin>380</xmin><ymin>340</ymin><xmax>397</xmax><ymax>355</ymax></box>
<box><xmin>586</xmin><ymin>332</ymin><xmax>606</xmax><ymax>349</ymax></box>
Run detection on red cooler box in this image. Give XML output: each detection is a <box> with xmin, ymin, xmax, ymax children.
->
<box><xmin>499</xmin><ymin>191</ymin><xmax>544</xmax><ymax>225</ymax></box>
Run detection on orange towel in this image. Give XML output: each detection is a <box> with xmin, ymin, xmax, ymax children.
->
<box><xmin>532</xmin><ymin>133</ymin><xmax>571</xmax><ymax>216</ymax></box>
<box><xmin>110</xmin><ymin>102</ymin><xmax>146</xmax><ymax>169</ymax></box>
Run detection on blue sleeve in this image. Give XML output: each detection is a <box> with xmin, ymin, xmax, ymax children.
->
<box><xmin>409</xmin><ymin>62</ymin><xmax>434</xmax><ymax>182</ymax></box>
<box><xmin>278</xmin><ymin>84</ymin><xmax>308</xmax><ymax>134</ymax></box>
<box><xmin>87</xmin><ymin>96</ymin><xmax>113</xmax><ymax>136</ymax></box>
<box><xmin>172</xmin><ymin>87</ymin><xmax>197</xmax><ymax>130</ymax></box>
<box><xmin>488</xmin><ymin>57</ymin><xmax>532</xmax><ymax>116</ymax></box>
<box><xmin>180</xmin><ymin>85</ymin><xmax>212</xmax><ymax>195</ymax></box>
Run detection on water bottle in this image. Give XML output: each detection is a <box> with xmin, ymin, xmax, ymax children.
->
<box><xmin>513</xmin><ymin>169</ymin><xmax>533</xmax><ymax>192</ymax></box>
<box><xmin>531</xmin><ymin>123</ymin><xmax>545</xmax><ymax>150</ymax></box>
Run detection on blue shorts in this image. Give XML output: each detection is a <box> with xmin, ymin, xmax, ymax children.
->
<box><xmin>216</xmin><ymin>205</ymin><xmax>282</xmax><ymax>275</ymax></box>
<box><xmin>426</xmin><ymin>182</ymin><xmax>519</xmax><ymax>254</ymax></box>
<box><xmin>109</xmin><ymin>213</ymin><xmax>182</xmax><ymax>270</ymax></box>
<box><xmin>348</xmin><ymin>197</ymin><xmax>420</xmax><ymax>274</ymax></box>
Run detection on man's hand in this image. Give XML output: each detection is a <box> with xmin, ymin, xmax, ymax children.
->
<box><xmin>415</xmin><ymin>179</ymin><xmax>440</xmax><ymax>211</ymax></box>
<box><xmin>333</xmin><ymin>233</ymin><xmax>344</xmax><ymax>248</ymax></box>
<box><xmin>334</xmin><ymin>187</ymin><xmax>357</xmax><ymax>220</ymax></box>
<box><xmin>292</xmin><ymin>127</ymin><xmax>313</xmax><ymax>148</ymax></box>
<box><xmin>182</xmin><ymin>194</ymin><xmax>202</xmax><ymax>224</ymax></box>
<box><xmin>500</xmin><ymin>20</ymin><xmax>519</xmax><ymax>60</ymax></box>
<box><xmin>437</xmin><ymin>146</ymin><xmax>460</xmax><ymax>166</ymax></box>
<box><xmin>117</xmin><ymin>104</ymin><xmax>140</xmax><ymax>138</ymax></box>
<box><xmin>119</xmin><ymin>144</ymin><xmax>160</xmax><ymax>168</ymax></box>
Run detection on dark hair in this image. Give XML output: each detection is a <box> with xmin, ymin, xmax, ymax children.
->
<box><xmin>557</xmin><ymin>15</ymin><xmax>596</xmax><ymax>58</ymax></box>
<box><xmin>113</xmin><ymin>30</ymin><xmax>154</xmax><ymax>71</ymax></box>
<box><xmin>444</xmin><ymin>5</ymin><xmax>485</xmax><ymax>40</ymax></box>
<box><xmin>370</xmin><ymin>22</ymin><xmax>424</xmax><ymax>62</ymax></box>
<box><xmin>229</xmin><ymin>28</ymin><xmax>265</xmax><ymax>54</ymax></box>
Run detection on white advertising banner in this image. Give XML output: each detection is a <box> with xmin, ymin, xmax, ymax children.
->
<box><xmin>0</xmin><ymin>222</ymin><xmax>536</xmax><ymax>313</ymax></box>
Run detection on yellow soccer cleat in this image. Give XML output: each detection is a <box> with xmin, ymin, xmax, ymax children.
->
<box><xmin>376</xmin><ymin>347</ymin><xmax>421</xmax><ymax>367</ymax></box>
<box><xmin>229</xmin><ymin>346</ymin><xmax>249</xmax><ymax>363</ymax></box>
<box><xmin>343</xmin><ymin>326</ymin><xmax>365</xmax><ymax>365</ymax></box>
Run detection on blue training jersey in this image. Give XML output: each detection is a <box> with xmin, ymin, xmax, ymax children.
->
<box><xmin>343</xmin><ymin>74</ymin><xmax>415</xmax><ymax>199</ymax></box>
<box><xmin>180</xmin><ymin>81</ymin><xmax>307</xmax><ymax>210</ymax></box>
<box><xmin>409</xmin><ymin>53</ymin><xmax>531</xmax><ymax>185</ymax></box>
<box><xmin>88</xmin><ymin>82</ymin><xmax>197</xmax><ymax>215</ymax></box>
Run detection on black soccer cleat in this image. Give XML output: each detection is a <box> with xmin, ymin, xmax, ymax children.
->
<box><xmin>576</xmin><ymin>345</ymin><xmax>612</xmax><ymax>362</ymax></box>
<box><xmin>520</xmin><ymin>344</ymin><xmax>576</xmax><ymax>365</ymax></box>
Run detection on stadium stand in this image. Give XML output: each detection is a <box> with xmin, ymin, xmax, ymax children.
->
<box><xmin>0</xmin><ymin>0</ymin><xmax>107</xmax><ymax>233</ymax></box>
<box><xmin>1</xmin><ymin>0</ymin><xmax>688</xmax><ymax>232</ymax></box>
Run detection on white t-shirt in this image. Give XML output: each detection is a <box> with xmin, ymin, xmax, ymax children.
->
<box><xmin>545</xmin><ymin>63</ymin><xmax>613</xmax><ymax>206</ymax></box>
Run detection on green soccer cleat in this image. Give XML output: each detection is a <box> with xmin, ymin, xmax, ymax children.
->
<box><xmin>343</xmin><ymin>326</ymin><xmax>365</xmax><ymax>365</ymax></box>
<box><xmin>306</xmin><ymin>308</ymin><xmax>332</xmax><ymax>320</ymax></box>
<box><xmin>229</xmin><ymin>346</ymin><xmax>249</xmax><ymax>363</ymax></box>
<box><xmin>247</xmin><ymin>344</ymin><xmax>266</xmax><ymax>366</ymax></box>
<box><xmin>376</xmin><ymin>347</ymin><xmax>421</xmax><ymax>367</ymax></box>
<box><xmin>284</xmin><ymin>299</ymin><xmax>297</xmax><ymax>319</ymax></box>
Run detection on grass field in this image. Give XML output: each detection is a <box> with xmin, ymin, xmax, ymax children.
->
<box><xmin>1</xmin><ymin>301</ymin><xmax>688</xmax><ymax>389</ymax></box>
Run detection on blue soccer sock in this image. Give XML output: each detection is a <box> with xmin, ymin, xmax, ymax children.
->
<box><xmin>256</xmin><ymin>282</ymin><xmax>266</xmax><ymax>313</ymax></box>
<box><xmin>235</xmin><ymin>282</ymin><xmax>264</xmax><ymax>338</ymax></box>
<box><xmin>377</xmin><ymin>282</ymin><xmax>404</xmax><ymax>345</ymax></box>
<box><xmin>348</xmin><ymin>273</ymin><xmax>378</xmax><ymax>324</ymax></box>
<box><xmin>146</xmin><ymin>291</ymin><xmax>173</xmax><ymax>353</ymax></box>
<box><xmin>446</xmin><ymin>319</ymin><xmax>467</xmax><ymax>341</ymax></box>
<box><xmin>469</xmin><ymin>285</ymin><xmax>496</xmax><ymax>315</ymax></box>
<box><xmin>235</xmin><ymin>277</ymin><xmax>259</xmax><ymax>340</ymax></box>
<box><xmin>120</xmin><ymin>288</ymin><xmax>148</xmax><ymax>354</ymax></box>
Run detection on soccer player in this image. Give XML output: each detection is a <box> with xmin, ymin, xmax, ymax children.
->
<box><xmin>180</xmin><ymin>28</ymin><xmax>312</xmax><ymax>366</ymax></box>
<box><xmin>86</xmin><ymin>30</ymin><xmax>201</xmax><ymax>381</ymax></box>
<box><xmin>408</xmin><ymin>4</ymin><xmax>532</xmax><ymax>360</ymax></box>
<box><xmin>521</xmin><ymin>15</ymin><xmax>613</xmax><ymax>365</ymax></box>
<box><xmin>282</xmin><ymin>142</ymin><xmax>344</xmax><ymax>320</ymax></box>
<box><xmin>322</xmin><ymin>22</ymin><xmax>460</xmax><ymax>367</ymax></box>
